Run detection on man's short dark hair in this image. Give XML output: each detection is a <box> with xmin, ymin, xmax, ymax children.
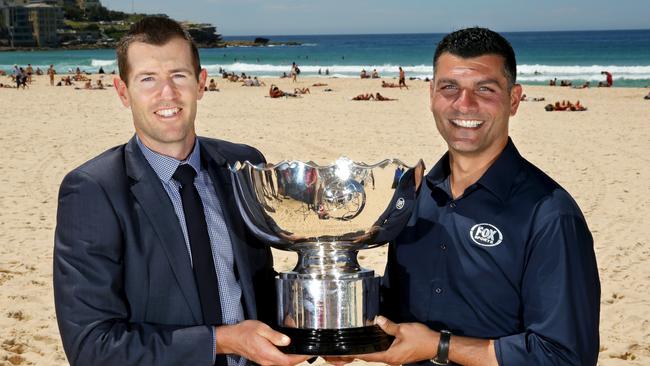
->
<box><xmin>433</xmin><ymin>27</ymin><xmax>517</xmax><ymax>88</ymax></box>
<box><xmin>116</xmin><ymin>16</ymin><xmax>201</xmax><ymax>85</ymax></box>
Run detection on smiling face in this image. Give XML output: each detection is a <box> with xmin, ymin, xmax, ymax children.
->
<box><xmin>114</xmin><ymin>37</ymin><xmax>207</xmax><ymax>159</ymax></box>
<box><xmin>430</xmin><ymin>53</ymin><xmax>522</xmax><ymax>159</ymax></box>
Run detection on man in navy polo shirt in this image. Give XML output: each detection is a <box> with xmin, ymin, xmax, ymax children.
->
<box><xmin>358</xmin><ymin>28</ymin><xmax>600</xmax><ymax>365</ymax></box>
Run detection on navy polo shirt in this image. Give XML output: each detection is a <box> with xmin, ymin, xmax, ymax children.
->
<box><xmin>381</xmin><ymin>139</ymin><xmax>600</xmax><ymax>365</ymax></box>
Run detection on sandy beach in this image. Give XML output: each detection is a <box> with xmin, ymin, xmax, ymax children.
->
<box><xmin>0</xmin><ymin>74</ymin><xmax>649</xmax><ymax>365</ymax></box>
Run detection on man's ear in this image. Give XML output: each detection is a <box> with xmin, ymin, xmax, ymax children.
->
<box><xmin>509</xmin><ymin>83</ymin><xmax>523</xmax><ymax>116</ymax></box>
<box><xmin>197</xmin><ymin>68</ymin><xmax>208</xmax><ymax>100</ymax></box>
<box><xmin>114</xmin><ymin>77</ymin><xmax>130</xmax><ymax>108</ymax></box>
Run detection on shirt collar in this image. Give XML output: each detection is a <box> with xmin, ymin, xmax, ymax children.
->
<box><xmin>425</xmin><ymin>138</ymin><xmax>523</xmax><ymax>202</ymax></box>
<box><xmin>135</xmin><ymin>135</ymin><xmax>202</xmax><ymax>182</ymax></box>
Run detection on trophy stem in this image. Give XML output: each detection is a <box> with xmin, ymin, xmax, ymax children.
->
<box><xmin>292</xmin><ymin>242</ymin><xmax>362</xmax><ymax>277</ymax></box>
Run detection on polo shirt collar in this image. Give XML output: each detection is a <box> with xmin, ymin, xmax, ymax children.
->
<box><xmin>425</xmin><ymin>151</ymin><xmax>451</xmax><ymax>187</ymax></box>
<box><xmin>425</xmin><ymin>138</ymin><xmax>522</xmax><ymax>202</ymax></box>
<box><xmin>135</xmin><ymin>135</ymin><xmax>202</xmax><ymax>182</ymax></box>
<box><xmin>476</xmin><ymin>138</ymin><xmax>522</xmax><ymax>201</ymax></box>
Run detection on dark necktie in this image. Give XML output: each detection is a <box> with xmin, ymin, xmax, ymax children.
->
<box><xmin>172</xmin><ymin>164</ymin><xmax>223</xmax><ymax>326</ymax></box>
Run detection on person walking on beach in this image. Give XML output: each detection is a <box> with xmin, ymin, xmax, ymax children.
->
<box><xmin>47</xmin><ymin>65</ymin><xmax>56</xmax><ymax>86</ymax></box>
<box><xmin>13</xmin><ymin>66</ymin><xmax>27</xmax><ymax>89</ymax></box>
<box><xmin>25</xmin><ymin>64</ymin><xmax>34</xmax><ymax>84</ymax></box>
<box><xmin>353</xmin><ymin>27</ymin><xmax>600</xmax><ymax>366</ymax></box>
<box><xmin>398</xmin><ymin>66</ymin><xmax>408</xmax><ymax>89</ymax></box>
<box><xmin>53</xmin><ymin>16</ymin><xmax>308</xmax><ymax>366</ymax></box>
<box><xmin>291</xmin><ymin>62</ymin><xmax>300</xmax><ymax>82</ymax></box>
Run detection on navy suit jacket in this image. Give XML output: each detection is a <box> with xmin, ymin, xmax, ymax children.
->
<box><xmin>53</xmin><ymin>136</ymin><xmax>276</xmax><ymax>366</ymax></box>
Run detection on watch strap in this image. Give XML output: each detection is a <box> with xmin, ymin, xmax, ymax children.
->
<box><xmin>431</xmin><ymin>330</ymin><xmax>451</xmax><ymax>365</ymax></box>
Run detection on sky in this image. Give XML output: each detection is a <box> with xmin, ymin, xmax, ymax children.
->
<box><xmin>100</xmin><ymin>0</ymin><xmax>650</xmax><ymax>36</ymax></box>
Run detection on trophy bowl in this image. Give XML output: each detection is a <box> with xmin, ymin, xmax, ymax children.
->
<box><xmin>230</xmin><ymin>157</ymin><xmax>424</xmax><ymax>355</ymax></box>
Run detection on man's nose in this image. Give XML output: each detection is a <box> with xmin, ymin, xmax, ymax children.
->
<box><xmin>159</xmin><ymin>77</ymin><xmax>179</xmax><ymax>99</ymax></box>
<box><xmin>453</xmin><ymin>89</ymin><xmax>478</xmax><ymax>113</ymax></box>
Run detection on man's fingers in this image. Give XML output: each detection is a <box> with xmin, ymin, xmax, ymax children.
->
<box><xmin>285</xmin><ymin>354</ymin><xmax>312</xmax><ymax>365</ymax></box>
<box><xmin>354</xmin><ymin>351</ymin><xmax>388</xmax><ymax>363</ymax></box>
<box><xmin>375</xmin><ymin>315</ymin><xmax>398</xmax><ymax>336</ymax></box>
<box><xmin>251</xmin><ymin>337</ymin><xmax>309</xmax><ymax>366</ymax></box>
<box><xmin>255</xmin><ymin>323</ymin><xmax>291</xmax><ymax>347</ymax></box>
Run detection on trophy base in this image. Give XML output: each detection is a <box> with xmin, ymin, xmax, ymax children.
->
<box><xmin>278</xmin><ymin>325</ymin><xmax>393</xmax><ymax>355</ymax></box>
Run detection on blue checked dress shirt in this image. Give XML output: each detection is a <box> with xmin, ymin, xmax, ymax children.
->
<box><xmin>136</xmin><ymin>136</ymin><xmax>246</xmax><ymax>366</ymax></box>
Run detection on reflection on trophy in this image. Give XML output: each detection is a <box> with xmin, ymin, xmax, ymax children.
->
<box><xmin>230</xmin><ymin>157</ymin><xmax>424</xmax><ymax>355</ymax></box>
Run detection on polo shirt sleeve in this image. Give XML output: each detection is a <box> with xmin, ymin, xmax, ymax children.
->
<box><xmin>494</xmin><ymin>210</ymin><xmax>600</xmax><ymax>366</ymax></box>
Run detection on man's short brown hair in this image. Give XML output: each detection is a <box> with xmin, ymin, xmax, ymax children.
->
<box><xmin>116</xmin><ymin>16</ymin><xmax>201</xmax><ymax>85</ymax></box>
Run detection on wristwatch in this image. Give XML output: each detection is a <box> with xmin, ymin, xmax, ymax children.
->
<box><xmin>431</xmin><ymin>330</ymin><xmax>452</xmax><ymax>365</ymax></box>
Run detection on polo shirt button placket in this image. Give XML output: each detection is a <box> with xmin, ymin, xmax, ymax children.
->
<box><xmin>440</xmin><ymin>244</ymin><xmax>447</xmax><ymax>250</ymax></box>
<box><xmin>434</xmin><ymin>287</ymin><xmax>443</xmax><ymax>294</ymax></box>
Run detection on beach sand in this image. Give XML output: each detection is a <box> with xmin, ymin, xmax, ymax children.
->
<box><xmin>0</xmin><ymin>74</ymin><xmax>648</xmax><ymax>365</ymax></box>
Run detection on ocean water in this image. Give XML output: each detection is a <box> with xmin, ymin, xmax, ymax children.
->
<box><xmin>1</xmin><ymin>29</ymin><xmax>649</xmax><ymax>87</ymax></box>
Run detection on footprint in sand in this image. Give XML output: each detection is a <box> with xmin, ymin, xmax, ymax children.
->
<box><xmin>1</xmin><ymin>339</ymin><xmax>25</xmax><ymax>355</ymax></box>
<box><xmin>5</xmin><ymin>354</ymin><xmax>26</xmax><ymax>365</ymax></box>
<box><xmin>604</xmin><ymin>292</ymin><xmax>625</xmax><ymax>304</ymax></box>
<box><xmin>1</xmin><ymin>338</ymin><xmax>28</xmax><ymax>365</ymax></box>
<box><xmin>609</xmin><ymin>351</ymin><xmax>637</xmax><ymax>360</ymax></box>
<box><xmin>0</xmin><ymin>272</ymin><xmax>14</xmax><ymax>286</ymax></box>
<box><xmin>32</xmin><ymin>335</ymin><xmax>57</xmax><ymax>345</ymax></box>
<box><xmin>6</xmin><ymin>311</ymin><xmax>27</xmax><ymax>321</ymax></box>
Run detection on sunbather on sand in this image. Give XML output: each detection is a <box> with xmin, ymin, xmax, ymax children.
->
<box><xmin>521</xmin><ymin>94</ymin><xmax>545</xmax><ymax>102</ymax></box>
<box><xmin>351</xmin><ymin>93</ymin><xmax>374</xmax><ymax>101</ymax></box>
<box><xmin>294</xmin><ymin>88</ymin><xmax>310</xmax><ymax>94</ymax></box>
<box><xmin>545</xmin><ymin>100</ymin><xmax>587</xmax><ymax>111</ymax></box>
<box><xmin>381</xmin><ymin>80</ymin><xmax>400</xmax><ymax>88</ymax></box>
<box><xmin>571</xmin><ymin>100</ymin><xmax>587</xmax><ymax>111</ymax></box>
<box><xmin>208</xmin><ymin>79</ymin><xmax>219</xmax><ymax>91</ymax></box>
<box><xmin>269</xmin><ymin>84</ymin><xmax>298</xmax><ymax>98</ymax></box>
<box><xmin>375</xmin><ymin>92</ymin><xmax>397</xmax><ymax>101</ymax></box>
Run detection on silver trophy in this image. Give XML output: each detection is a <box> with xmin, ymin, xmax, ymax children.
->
<box><xmin>230</xmin><ymin>157</ymin><xmax>424</xmax><ymax>355</ymax></box>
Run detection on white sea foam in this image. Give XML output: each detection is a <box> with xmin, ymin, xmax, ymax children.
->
<box><xmin>204</xmin><ymin>62</ymin><xmax>650</xmax><ymax>82</ymax></box>
<box><xmin>204</xmin><ymin>63</ymin><xmax>432</xmax><ymax>76</ymax></box>
<box><xmin>6</xmin><ymin>60</ymin><xmax>645</xmax><ymax>83</ymax></box>
<box><xmin>226</xmin><ymin>42</ymin><xmax>316</xmax><ymax>48</ymax></box>
<box><xmin>91</xmin><ymin>59</ymin><xmax>117</xmax><ymax>67</ymax></box>
<box><xmin>518</xmin><ymin>64</ymin><xmax>650</xmax><ymax>81</ymax></box>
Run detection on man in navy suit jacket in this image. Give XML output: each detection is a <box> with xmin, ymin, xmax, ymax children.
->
<box><xmin>53</xmin><ymin>17</ymin><xmax>308</xmax><ymax>366</ymax></box>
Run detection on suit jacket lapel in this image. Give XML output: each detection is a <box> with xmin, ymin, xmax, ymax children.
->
<box><xmin>201</xmin><ymin>140</ymin><xmax>257</xmax><ymax>320</ymax></box>
<box><xmin>124</xmin><ymin>137</ymin><xmax>203</xmax><ymax>323</ymax></box>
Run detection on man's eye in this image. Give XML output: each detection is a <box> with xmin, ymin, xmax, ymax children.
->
<box><xmin>478</xmin><ymin>86</ymin><xmax>494</xmax><ymax>92</ymax></box>
<box><xmin>440</xmin><ymin>84</ymin><xmax>456</xmax><ymax>90</ymax></box>
<box><xmin>141</xmin><ymin>76</ymin><xmax>154</xmax><ymax>82</ymax></box>
<box><xmin>173</xmin><ymin>74</ymin><xmax>187</xmax><ymax>79</ymax></box>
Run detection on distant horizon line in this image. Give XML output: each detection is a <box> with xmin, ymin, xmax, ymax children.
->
<box><xmin>222</xmin><ymin>28</ymin><xmax>650</xmax><ymax>38</ymax></box>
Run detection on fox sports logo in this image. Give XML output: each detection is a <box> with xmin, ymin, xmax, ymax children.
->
<box><xmin>470</xmin><ymin>223</ymin><xmax>503</xmax><ymax>247</ymax></box>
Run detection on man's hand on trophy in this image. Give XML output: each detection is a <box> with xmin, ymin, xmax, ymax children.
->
<box><xmin>352</xmin><ymin>316</ymin><xmax>440</xmax><ymax>365</ymax></box>
<box><xmin>215</xmin><ymin>320</ymin><xmax>311</xmax><ymax>366</ymax></box>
